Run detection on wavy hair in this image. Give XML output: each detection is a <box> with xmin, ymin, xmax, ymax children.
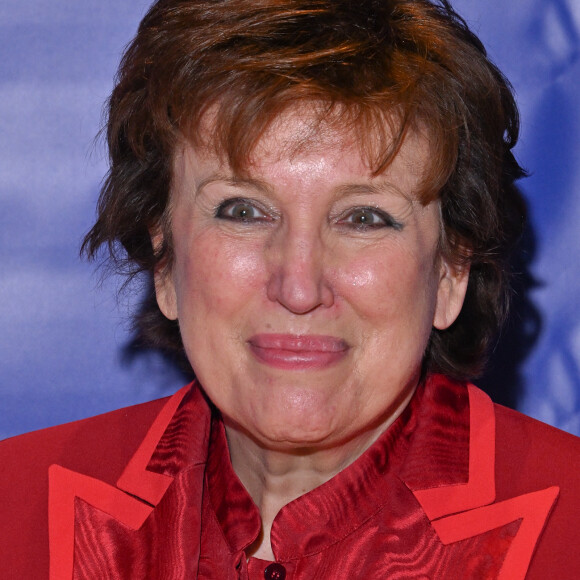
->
<box><xmin>83</xmin><ymin>0</ymin><xmax>526</xmax><ymax>379</ymax></box>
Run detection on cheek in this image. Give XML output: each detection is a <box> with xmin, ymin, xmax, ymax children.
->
<box><xmin>336</xmin><ymin>247</ymin><xmax>438</xmax><ymax>321</ymax></box>
<box><xmin>173</xmin><ymin>232</ymin><xmax>266</xmax><ymax>315</ymax></box>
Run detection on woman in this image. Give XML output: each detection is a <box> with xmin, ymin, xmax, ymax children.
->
<box><xmin>1</xmin><ymin>0</ymin><xmax>579</xmax><ymax>578</ymax></box>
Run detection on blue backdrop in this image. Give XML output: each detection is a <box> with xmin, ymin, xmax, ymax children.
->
<box><xmin>1</xmin><ymin>0</ymin><xmax>579</xmax><ymax>439</ymax></box>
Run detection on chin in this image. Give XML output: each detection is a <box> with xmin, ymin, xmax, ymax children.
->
<box><xmin>239</xmin><ymin>412</ymin><xmax>340</xmax><ymax>450</ymax></box>
<box><xmin>260</xmin><ymin>411</ymin><xmax>362</xmax><ymax>450</ymax></box>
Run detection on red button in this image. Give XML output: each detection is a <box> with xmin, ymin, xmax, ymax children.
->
<box><xmin>264</xmin><ymin>562</ymin><xmax>286</xmax><ymax>580</ymax></box>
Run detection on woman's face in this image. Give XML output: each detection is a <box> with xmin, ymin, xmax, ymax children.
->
<box><xmin>156</xmin><ymin>112</ymin><xmax>468</xmax><ymax>450</ymax></box>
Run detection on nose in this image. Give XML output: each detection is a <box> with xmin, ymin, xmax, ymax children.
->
<box><xmin>266</xmin><ymin>226</ymin><xmax>335</xmax><ymax>314</ymax></box>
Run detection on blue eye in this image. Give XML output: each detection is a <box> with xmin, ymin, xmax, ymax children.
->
<box><xmin>215</xmin><ymin>198</ymin><xmax>269</xmax><ymax>222</ymax></box>
<box><xmin>338</xmin><ymin>207</ymin><xmax>403</xmax><ymax>230</ymax></box>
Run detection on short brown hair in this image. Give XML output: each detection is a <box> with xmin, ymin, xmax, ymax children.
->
<box><xmin>83</xmin><ymin>0</ymin><xmax>526</xmax><ymax>380</ymax></box>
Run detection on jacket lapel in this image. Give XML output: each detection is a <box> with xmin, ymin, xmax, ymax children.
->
<box><xmin>405</xmin><ymin>379</ymin><xmax>559</xmax><ymax>580</ymax></box>
<box><xmin>48</xmin><ymin>383</ymin><xmax>210</xmax><ymax>579</ymax></box>
<box><xmin>48</xmin><ymin>376</ymin><xmax>560</xmax><ymax>579</ymax></box>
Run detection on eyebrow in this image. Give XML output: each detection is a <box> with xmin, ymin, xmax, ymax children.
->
<box><xmin>333</xmin><ymin>182</ymin><xmax>412</xmax><ymax>201</ymax></box>
<box><xmin>195</xmin><ymin>174</ymin><xmax>272</xmax><ymax>196</ymax></box>
<box><xmin>195</xmin><ymin>173</ymin><xmax>411</xmax><ymax>201</ymax></box>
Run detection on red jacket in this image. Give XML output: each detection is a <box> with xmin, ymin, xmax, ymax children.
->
<box><xmin>1</xmin><ymin>375</ymin><xmax>579</xmax><ymax>579</ymax></box>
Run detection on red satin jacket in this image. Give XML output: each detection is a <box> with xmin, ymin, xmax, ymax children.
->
<box><xmin>1</xmin><ymin>375</ymin><xmax>579</xmax><ymax>579</ymax></box>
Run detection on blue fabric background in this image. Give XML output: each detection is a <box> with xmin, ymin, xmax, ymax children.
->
<box><xmin>1</xmin><ymin>0</ymin><xmax>579</xmax><ymax>438</ymax></box>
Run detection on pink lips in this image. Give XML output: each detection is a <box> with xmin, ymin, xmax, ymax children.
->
<box><xmin>248</xmin><ymin>334</ymin><xmax>349</xmax><ymax>370</ymax></box>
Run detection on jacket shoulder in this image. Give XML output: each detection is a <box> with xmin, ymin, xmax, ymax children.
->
<box><xmin>493</xmin><ymin>402</ymin><xmax>580</xmax><ymax>579</ymax></box>
<box><xmin>0</xmin><ymin>395</ymin><xmax>170</xmax><ymax>485</ymax></box>
<box><xmin>0</xmin><ymin>393</ymin><xmax>175</xmax><ymax>566</ymax></box>
<box><xmin>494</xmin><ymin>401</ymin><xmax>580</xmax><ymax>492</ymax></box>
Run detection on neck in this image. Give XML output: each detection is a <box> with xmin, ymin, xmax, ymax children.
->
<box><xmin>224</xmin><ymin>386</ymin><xmax>415</xmax><ymax>561</ymax></box>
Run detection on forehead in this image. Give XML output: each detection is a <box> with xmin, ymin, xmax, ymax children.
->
<box><xmin>251</xmin><ymin>107</ymin><xmax>358</xmax><ymax>161</ymax></box>
<box><xmin>183</xmin><ymin>104</ymin><xmax>433</xmax><ymax>197</ymax></box>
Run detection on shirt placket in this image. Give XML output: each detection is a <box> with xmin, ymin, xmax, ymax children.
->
<box><xmin>247</xmin><ymin>557</ymin><xmax>295</xmax><ymax>580</ymax></box>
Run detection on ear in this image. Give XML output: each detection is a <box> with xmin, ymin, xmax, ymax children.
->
<box><xmin>433</xmin><ymin>256</ymin><xmax>470</xmax><ymax>330</ymax></box>
<box><xmin>151</xmin><ymin>230</ymin><xmax>178</xmax><ymax>321</ymax></box>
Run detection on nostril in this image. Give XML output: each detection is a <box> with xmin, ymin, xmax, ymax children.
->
<box><xmin>265</xmin><ymin>230</ymin><xmax>334</xmax><ymax>313</ymax></box>
<box><xmin>266</xmin><ymin>262</ymin><xmax>334</xmax><ymax>314</ymax></box>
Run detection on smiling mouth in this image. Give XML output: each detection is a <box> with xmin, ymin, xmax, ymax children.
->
<box><xmin>247</xmin><ymin>334</ymin><xmax>350</xmax><ymax>370</ymax></box>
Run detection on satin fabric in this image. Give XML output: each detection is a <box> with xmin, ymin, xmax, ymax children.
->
<box><xmin>195</xmin><ymin>380</ymin><xmax>549</xmax><ymax>579</ymax></box>
<box><xmin>1</xmin><ymin>374</ymin><xmax>580</xmax><ymax>578</ymax></box>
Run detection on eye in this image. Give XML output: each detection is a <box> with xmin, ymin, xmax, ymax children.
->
<box><xmin>215</xmin><ymin>198</ymin><xmax>270</xmax><ymax>222</ymax></box>
<box><xmin>337</xmin><ymin>207</ymin><xmax>403</xmax><ymax>231</ymax></box>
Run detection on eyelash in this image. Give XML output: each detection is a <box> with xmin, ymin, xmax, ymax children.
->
<box><xmin>215</xmin><ymin>198</ymin><xmax>403</xmax><ymax>231</ymax></box>
<box><xmin>336</xmin><ymin>206</ymin><xmax>403</xmax><ymax>231</ymax></box>
<box><xmin>215</xmin><ymin>198</ymin><xmax>272</xmax><ymax>222</ymax></box>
